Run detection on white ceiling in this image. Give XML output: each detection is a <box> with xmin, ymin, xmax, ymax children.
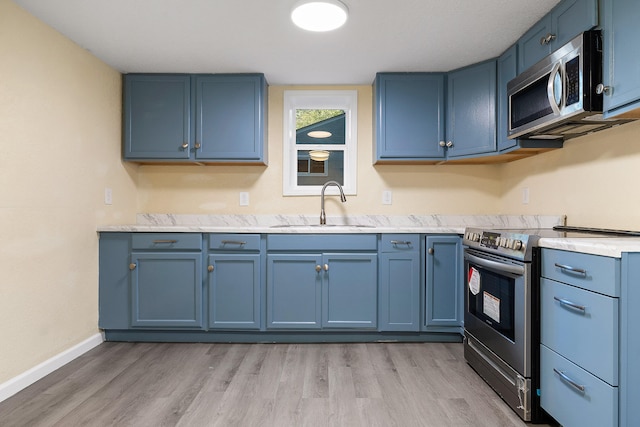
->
<box><xmin>14</xmin><ymin>0</ymin><xmax>561</xmax><ymax>85</ymax></box>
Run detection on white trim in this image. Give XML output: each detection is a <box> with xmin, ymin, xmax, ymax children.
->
<box><xmin>283</xmin><ymin>90</ymin><xmax>358</xmax><ymax>196</ymax></box>
<box><xmin>0</xmin><ymin>333</ymin><xmax>104</xmax><ymax>403</ymax></box>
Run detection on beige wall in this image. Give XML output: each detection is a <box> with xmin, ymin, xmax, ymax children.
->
<box><xmin>0</xmin><ymin>0</ymin><xmax>137</xmax><ymax>383</ymax></box>
<box><xmin>137</xmin><ymin>86</ymin><xmax>504</xmax><ymax>215</ymax></box>
<box><xmin>499</xmin><ymin>120</ymin><xmax>640</xmax><ymax>230</ymax></box>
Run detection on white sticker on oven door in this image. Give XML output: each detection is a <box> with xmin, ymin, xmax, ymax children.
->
<box><xmin>468</xmin><ymin>267</ymin><xmax>480</xmax><ymax>295</ymax></box>
<box><xmin>483</xmin><ymin>291</ymin><xmax>500</xmax><ymax>323</ymax></box>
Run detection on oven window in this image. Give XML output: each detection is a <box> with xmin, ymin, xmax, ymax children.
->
<box><xmin>468</xmin><ymin>265</ymin><xmax>515</xmax><ymax>341</ymax></box>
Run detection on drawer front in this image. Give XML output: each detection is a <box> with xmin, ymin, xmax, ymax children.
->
<box><xmin>267</xmin><ymin>234</ymin><xmax>377</xmax><ymax>251</ymax></box>
<box><xmin>209</xmin><ymin>234</ymin><xmax>261</xmax><ymax>251</ymax></box>
<box><xmin>131</xmin><ymin>233</ymin><xmax>202</xmax><ymax>250</ymax></box>
<box><xmin>541</xmin><ymin>249</ymin><xmax>620</xmax><ymax>296</ymax></box>
<box><xmin>540</xmin><ymin>278</ymin><xmax>619</xmax><ymax>385</ymax></box>
<box><xmin>540</xmin><ymin>345</ymin><xmax>618</xmax><ymax>427</ymax></box>
<box><xmin>379</xmin><ymin>234</ymin><xmax>420</xmax><ymax>252</ymax></box>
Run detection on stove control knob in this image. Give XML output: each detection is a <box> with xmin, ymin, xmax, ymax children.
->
<box><xmin>513</xmin><ymin>240</ymin><xmax>524</xmax><ymax>251</ymax></box>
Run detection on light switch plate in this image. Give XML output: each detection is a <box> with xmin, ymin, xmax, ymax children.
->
<box><xmin>382</xmin><ymin>190</ymin><xmax>392</xmax><ymax>205</ymax></box>
<box><xmin>104</xmin><ymin>188</ymin><xmax>113</xmax><ymax>205</ymax></box>
<box><xmin>239</xmin><ymin>192</ymin><xmax>249</xmax><ymax>206</ymax></box>
<box><xmin>522</xmin><ymin>187</ymin><xmax>529</xmax><ymax>204</ymax></box>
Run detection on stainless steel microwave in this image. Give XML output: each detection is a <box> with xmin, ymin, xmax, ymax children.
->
<box><xmin>507</xmin><ymin>30</ymin><xmax>630</xmax><ymax>140</ymax></box>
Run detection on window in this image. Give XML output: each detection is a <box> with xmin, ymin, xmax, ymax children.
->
<box><xmin>283</xmin><ymin>90</ymin><xmax>357</xmax><ymax>196</ymax></box>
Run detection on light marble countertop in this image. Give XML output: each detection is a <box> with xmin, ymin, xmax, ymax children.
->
<box><xmin>98</xmin><ymin>214</ymin><xmax>566</xmax><ymax>235</ymax></box>
<box><xmin>538</xmin><ymin>237</ymin><xmax>640</xmax><ymax>258</ymax></box>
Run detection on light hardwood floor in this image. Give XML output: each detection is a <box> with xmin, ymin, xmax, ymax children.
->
<box><xmin>0</xmin><ymin>342</ymin><xmax>555</xmax><ymax>426</ymax></box>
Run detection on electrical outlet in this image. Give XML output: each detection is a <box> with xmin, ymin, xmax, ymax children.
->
<box><xmin>104</xmin><ymin>188</ymin><xmax>113</xmax><ymax>205</ymax></box>
<box><xmin>382</xmin><ymin>190</ymin><xmax>392</xmax><ymax>205</ymax></box>
<box><xmin>522</xmin><ymin>187</ymin><xmax>529</xmax><ymax>205</ymax></box>
<box><xmin>239</xmin><ymin>192</ymin><xmax>249</xmax><ymax>206</ymax></box>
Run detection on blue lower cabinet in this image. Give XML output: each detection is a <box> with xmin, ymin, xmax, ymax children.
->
<box><xmin>378</xmin><ymin>235</ymin><xmax>421</xmax><ymax>332</ymax></box>
<box><xmin>207</xmin><ymin>253</ymin><xmax>261</xmax><ymax>330</ymax></box>
<box><xmin>266</xmin><ymin>252</ymin><xmax>377</xmax><ymax>330</ymax></box>
<box><xmin>267</xmin><ymin>254</ymin><xmax>322</xmax><ymax>329</ymax></box>
<box><xmin>424</xmin><ymin>235</ymin><xmax>463</xmax><ymax>331</ymax></box>
<box><xmin>130</xmin><ymin>252</ymin><xmax>203</xmax><ymax>328</ymax></box>
<box><xmin>322</xmin><ymin>253</ymin><xmax>377</xmax><ymax>329</ymax></box>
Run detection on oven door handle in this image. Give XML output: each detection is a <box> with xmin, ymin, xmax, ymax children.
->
<box><xmin>464</xmin><ymin>252</ymin><xmax>525</xmax><ymax>276</ymax></box>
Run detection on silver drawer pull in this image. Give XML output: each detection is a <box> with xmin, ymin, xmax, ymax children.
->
<box><xmin>153</xmin><ymin>239</ymin><xmax>178</xmax><ymax>244</ymax></box>
<box><xmin>553</xmin><ymin>296</ymin><xmax>586</xmax><ymax>313</ymax></box>
<box><xmin>221</xmin><ymin>240</ymin><xmax>246</xmax><ymax>246</ymax></box>
<box><xmin>554</xmin><ymin>263</ymin><xmax>587</xmax><ymax>276</ymax></box>
<box><xmin>390</xmin><ymin>240</ymin><xmax>412</xmax><ymax>246</ymax></box>
<box><xmin>553</xmin><ymin>368</ymin><xmax>585</xmax><ymax>393</ymax></box>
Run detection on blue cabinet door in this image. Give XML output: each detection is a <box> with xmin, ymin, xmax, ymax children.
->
<box><xmin>207</xmin><ymin>253</ymin><xmax>261</xmax><ymax>330</ymax></box>
<box><xmin>497</xmin><ymin>45</ymin><xmax>518</xmax><ymax>152</ymax></box>
<box><xmin>123</xmin><ymin>74</ymin><xmax>192</xmax><ymax>160</ymax></box>
<box><xmin>374</xmin><ymin>73</ymin><xmax>446</xmax><ymax>162</ymax></box>
<box><xmin>446</xmin><ymin>60</ymin><xmax>497</xmax><ymax>158</ymax></box>
<box><xmin>99</xmin><ymin>232</ymin><xmax>131</xmax><ymax>329</ymax></box>
<box><xmin>322</xmin><ymin>253</ymin><xmax>377</xmax><ymax>329</ymax></box>
<box><xmin>130</xmin><ymin>252</ymin><xmax>203</xmax><ymax>328</ymax></box>
<box><xmin>518</xmin><ymin>0</ymin><xmax>598</xmax><ymax>71</ymax></box>
<box><xmin>379</xmin><ymin>251</ymin><xmax>420</xmax><ymax>332</ymax></box>
<box><xmin>195</xmin><ymin>74</ymin><xmax>267</xmax><ymax>163</ymax></box>
<box><xmin>267</xmin><ymin>254</ymin><xmax>322</xmax><ymax>329</ymax></box>
<box><xmin>424</xmin><ymin>235</ymin><xmax>463</xmax><ymax>330</ymax></box>
<box><xmin>602</xmin><ymin>0</ymin><xmax>640</xmax><ymax>117</ymax></box>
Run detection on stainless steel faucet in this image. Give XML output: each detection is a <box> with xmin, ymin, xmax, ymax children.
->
<box><xmin>320</xmin><ymin>181</ymin><xmax>347</xmax><ymax>225</ymax></box>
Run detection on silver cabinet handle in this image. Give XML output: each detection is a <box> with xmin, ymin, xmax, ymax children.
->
<box><xmin>446</xmin><ymin>141</ymin><xmax>453</xmax><ymax>148</ymax></box>
<box><xmin>596</xmin><ymin>83</ymin><xmax>611</xmax><ymax>95</ymax></box>
<box><xmin>390</xmin><ymin>240</ymin><xmax>412</xmax><ymax>246</ymax></box>
<box><xmin>553</xmin><ymin>368</ymin><xmax>585</xmax><ymax>393</ymax></box>
<box><xmin>153</xmin><ymin>239</ymin><xmax>178</xmax><ymax>244</ymax></box>
<box><xmin>323</xmin><ymin>264</ymin><xmax>329</xmax><ymax>271</ymax></box>
<box><xmin>181</xmin><ymin>142</ymin><xmax>189</xmax><ymax>149</ymax></box>
<box><xmin>194</xmin><ymin>143</ymin><xmax>201</xmax><ymax>149</ymax></box>
<box><xmin>553</xmin><ymin>296</ymin><xmax>586</xmax><ymax>313</ymax></box>
<box><xmin>540</xmin><ymin>33</ymin><xmax>557</xmax><ymax>45</ymax></box>
<box><xmin>207</xmin><ymin>265</ymin><xmax>214</xmax><ymax>272</ymax></box>
<box><xmin>129</xmin><ymin>263</ymin><xmax>137</xmax><ymax>270</ymax></box>
<box><xmin>439</xmin><ymin>141</ymin><xmax>446</xmax><ymax>147</ymax></box>
<box><xmin>428</xmin><ymin>247</ymin><xmax>434</xmax><ymax>255</ymax></box>
<box><xmin>221</xmin><ymin>240</ymin><xmax>246</xmax><ymax>246</ymax></box>
<box><xmin>554</xmin><ymin>263</ymin><xmax>587</xmax><ymax>276</ymax></box>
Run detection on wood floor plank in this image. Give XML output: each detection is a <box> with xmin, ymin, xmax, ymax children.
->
<box><xmin>0</xmin><ymin>342</ymin><xmax>555</xmax><ymax>427</ymax></box>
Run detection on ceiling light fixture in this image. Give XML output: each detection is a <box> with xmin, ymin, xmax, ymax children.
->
<box><xmin>291</xmin><ymin>0</ymin><xmax>349</xmax><ymax>32</ymax></box>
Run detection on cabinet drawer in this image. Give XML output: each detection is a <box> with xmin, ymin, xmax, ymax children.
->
<box><xmin>540</xmin><ymin>345</ymin><xmax>618</xmax><ymax>427</ymax></box>
<box><xmin>540</xmin><ymin>278</ymin><xmax>619</xmax><ymax>385</ymax></box>
<box><xmin>379</xmin><ymin>234</ymin><xmax>419</xmax><ymax>252</ymax></box>
<box><xmin>131</xmin><ymin>233</ymin><xmax>202</xmax><ymax>250</ymax></box>
<box><xmin>208</xmin><ymin>234</ymin><xmax>261</xmax><ymax>251</ymax></box>
<box><xmin>267</xmin><ymin>234</ymin><xmax>377</xmax><ymax>251</ymax></box>
<box><xmin>541</xmin><ymin>249</ymin><xmax>620</xmax><ymax>296</ymax></box>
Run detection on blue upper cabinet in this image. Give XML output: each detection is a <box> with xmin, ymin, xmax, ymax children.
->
<box><xmin>601</xmin><ymin>0</ymin><xmax>640</xmax><ymax>118</ymax></box>
<box><xmin>446</xmin><ymin>60</ymin><xmax>497</xmax><ymax>158</ymax></box>
<box><xmin>195</xmin><ymin>74</ymin><xmax>267</xmax><ymax>162</ymax></box>
<box><xmin>518</xmin><ymin>0</ymin><xmax>598</xmax><ymax>71</ymax></box>
<box><xmin>123</xmin><ymin>73</ymin><xmax>267</xmax><ymax>164</ymax></box>
<box><xmin>124</xmin><ymin>74</ymin><xmax>192</xmax><ymax>160</ymax></box>
<box><xmin>374</xmin><ymin>73</ymin><xmax>446</xmax><ymax>162</ymax></box>
<box><xmin>497</xmin><ymin>45</ymin><xmax>518</xmax><ymax>152</ymax></box>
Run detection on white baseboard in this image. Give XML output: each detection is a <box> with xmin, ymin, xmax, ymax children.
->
<box><xmin>0</xmin><ymin>333</ymin><xmax>104</xmax><ymax>403</ymax></box>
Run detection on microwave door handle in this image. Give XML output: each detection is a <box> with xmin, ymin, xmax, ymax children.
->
<box><xmin>547</xmin><ymin>62</ymin><xmax>562</xmax><ymax>115</ymax></box>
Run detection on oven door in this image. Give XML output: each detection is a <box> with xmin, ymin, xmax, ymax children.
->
<box><xmin>464</xmin><ymin>248</ymin><xmax>531</xmax><ymax>377</ymax></box>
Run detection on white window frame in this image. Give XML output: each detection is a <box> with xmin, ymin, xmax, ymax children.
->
<box><xmin>283</xmin><ymin>90</ymin><xmax>357</xmax><ymax>196</ymax></box>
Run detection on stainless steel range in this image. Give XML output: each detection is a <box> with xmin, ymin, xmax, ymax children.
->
<box><xmin>463</xmin><ymin>227</ymin><xmax>544</xmax><ymax>422</ymax></box>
